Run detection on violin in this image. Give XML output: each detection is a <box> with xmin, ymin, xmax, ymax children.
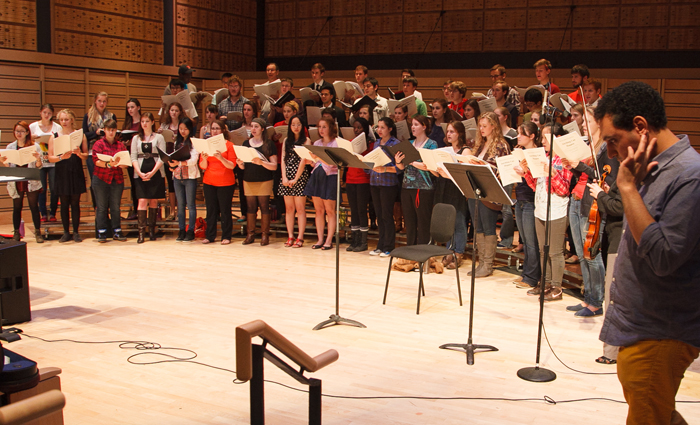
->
<box><xmin>578</xmin><ymin>86</ymin><xmax>607</xmax><ymax>261</ymax></box>
<box><xmin>583</xmin><ymin>164</ymin><xmax>611</xmax><ymax>260</ymax></box>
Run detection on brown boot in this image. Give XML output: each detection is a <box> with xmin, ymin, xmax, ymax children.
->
<box><xmin>468</xmin><ymin>233</ymin><xmax>485</xmax><ymax>276</ymax></box>
<box><xmin>35</xmin><ymin>229</ymin><xmax>44</xmax><ymax>244</ymax></box>
<box><xmin>148</xmin><ymin>207</ymin><xmax>158</xmax><ymax>241</ymax></box>
<box><xmin>243</xmin><ymin>213</ymin><xmax>257</xmax><ymax>245</ymax></box>
<box><xmin>137</xmin><ymin>210</ymin><xmax>147</xmax><ymax>244</ymax></box>
<box><xmin>447</xmin><ymin>252</ymin><xmax>463</xmax><ymax>270</ymax></box>
<box><xmin>474</xmin><ymin>235</ymin><xmax>497</xmax><ymax>277</ymax></box>
<box><xmin>260</xmin><ymin>214</ymin><xmax>270</xmax><ymax>246</ymax></box>
<box><xmin>442</xmin><ymin>251</ymin><xmax>455</xmax><ymax>267</ymax></box>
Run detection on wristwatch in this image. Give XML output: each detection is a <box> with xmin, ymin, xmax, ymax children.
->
<box><xmin>106</xmin><ymin>161</ymin><xmax>112</xmax><ymax>168</ymax></box>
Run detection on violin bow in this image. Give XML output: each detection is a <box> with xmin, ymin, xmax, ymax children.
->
<box><xmin>579</xmin><ymin>86</ymin><xmax>601</xmax><ymax>181</ymax></box>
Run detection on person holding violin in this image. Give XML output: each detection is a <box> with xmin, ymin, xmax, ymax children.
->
<box><xmin>562</xmin><ymin>105</ymin><xmax>619</xmax><ymax>317</ymax></box>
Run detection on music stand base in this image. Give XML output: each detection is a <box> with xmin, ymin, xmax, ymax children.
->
<box><xmin>313</xmin><ymin>314</ymin><xmax>366</xmax><ymax>331</ymax></box>
<box><xmin>439</xmin><ymin>342</ymin><xmax>499</xmax><ymax>365</ymax></box>
<box><xmin>517</xmin><ymin>366</ymin><xmax>556</xmax><ymax>382</ymax></box>
<box><xmin>0</xmin><ymin>327</ymin><xmax>21</xmax><ymax>343</ymax></box>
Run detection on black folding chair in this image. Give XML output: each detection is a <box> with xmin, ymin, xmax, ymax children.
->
<box><xmin>383</xmin><ymin>203</ymin><xmax>463</xmax><ymax>314</ymax></box>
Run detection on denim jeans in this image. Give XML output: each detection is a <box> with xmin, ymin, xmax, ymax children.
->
<box><xmin>448</xmin><ymin>203</ymin><xmax>467</xmax><ymax>254</ymax></box>
<box><xmin>92</xmin><ymin>177</ymin><xmax>124</xmax><ymax>233</ymax></box>
<box><xmin>569</xmin><ymin>198</ymin><xmax>605</xmax><ymax>308</ymax></box>
<box><xmin>39</xmin><ymin>167</ymin><xmax>58</xmax><ymax>217</ymax></box>
<box><xmin>499</xmin><ymin>184</ymin><xmax>514</xmax><ymax>246</ymax></box>
<box><xmin>515</xmin><ymin>200</ymin><xmax>541</xmax><ymax>286</ymax></box>
<box><xmin>468</xmin><ymin>199</ymin><xmax>499</xmax><ymax>236</ymax></box>
<box><xmin>174</xmin><ymin>178</ymin><xmax>198</xmax><ymax>231</ymax></box>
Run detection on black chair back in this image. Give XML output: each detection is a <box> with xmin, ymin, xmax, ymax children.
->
<box><xmin>430</xmin><ymin>203</ymin><xmax>456</xmax><ymax>244</ymax></box>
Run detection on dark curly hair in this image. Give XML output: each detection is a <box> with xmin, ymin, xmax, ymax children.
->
<box><xmin>594</xmin><ymin>81</ymin><xmax>667</xmax><ymax>132</ymax></box>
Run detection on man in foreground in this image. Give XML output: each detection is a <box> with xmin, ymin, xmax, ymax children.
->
<box><xmin>597</xmin><ymin>81</ymin><xmax>700</xmax><ymax>425</ymax></box>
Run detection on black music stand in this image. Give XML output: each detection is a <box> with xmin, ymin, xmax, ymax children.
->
<box><xmin>305</xmin><ymin>145</ymin><xmax>371</xmax><ymax>330</ymax></box>
<box><xmin>439</xmin><ymin>162</ymin><xmax>513</xmax><ymax>365</ymax></box>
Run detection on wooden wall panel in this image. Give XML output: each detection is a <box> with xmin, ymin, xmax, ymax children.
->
<box><xmin>176</xmin><ymin>0</ymin><xmax>256</xmax><ymax>72</ymax></box>
<box><xmin>0</xmin><ymin>0</ymin><xmax>36</xmax><ymax>51</ymax></box>
<box><xmin>53</xmin><ymin>0</ymin><xmax>163</xmax><ymax>64</ymax></box>
<box><xmin>264</xmin><ymin>0</ymin><xmax>700</xmax><ymax>58</ymax></box>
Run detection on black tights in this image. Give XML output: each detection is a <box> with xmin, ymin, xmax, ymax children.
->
<box><xmin>246</xmin><ymin>196</ymin><xmax>270</xmax><ymax>216</ymax></box>
<box><xmin>60</xmin><ymin>194</ymin><xmax>81</xmax><ymax>234</ymax></box>
<box><xmin>13</xmin><ymin>191</ymin><xmax>41</xmax><ymax>230</ymax></box>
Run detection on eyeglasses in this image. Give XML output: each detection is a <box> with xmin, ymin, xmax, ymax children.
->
<box><xmin>490</xmin><ymin>74</ymin><xmax>501</xmax><ymax>79</ymax></box>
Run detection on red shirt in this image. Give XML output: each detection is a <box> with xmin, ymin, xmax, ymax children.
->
<box><xmin>449</xmin><ymin>98</ymin><xmax>468</xmax><ymax>118</ymax></box>
<box><xmin>346</xmin><ymin>144</ymin><xmax>372</xmax><ymax>184</ymax></box>
<box><xmin>92</xmin><ymin>138</ymin><xmax>127</xmax><ymax>184</ymax></box>
<box><xmin>200</xmin><ymin>141</ymin><xmax>237</xmax><ymax>186</ymax></box>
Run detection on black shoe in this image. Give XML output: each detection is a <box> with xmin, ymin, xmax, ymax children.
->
<box><xmin>59</xmin><ymin>233</ymin><xmax>72</xmax><ymax>243</ymax></box>
<box><xmin>183</xmin><ymin>229</ymin><xmax>195</xmax><ymax>242</ymax></box>
<box><xmin>176</xmin><ymin>230</ymin><xmax>186</xmax><ymax>242</ymax></box>
<box><xmin>73</xmin><ymin>233</ymin><xmax>82</xmax><ymax>243</ymax></box>
<box><xmin>113</xmin><ymin>231</ymin><xmax>127</xmax><ymax>242</ymax></box>
<box><xmin>97</xmin><ymin>233</ymin><xmax>108</xmax><ymax>243</ymax></box>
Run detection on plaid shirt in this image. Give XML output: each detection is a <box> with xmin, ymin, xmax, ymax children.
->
<box><xmin>370</xmin><ymin>137</ymin><xmax>400</xmax><ymax>187</ymax></box>
<box><xmin>92</xmin><ymin>138</ymin><xmax>127</xmax><ymax>184</ymax></box>
<box><xmin>218</xmin><ymin>95</ymin><xmax>249</xmax><ymax>130</ymax></box>
<box><xmin>523</xmin><ymin>153</ymin><xmax>572</xmax><ymax>197</ymax></box>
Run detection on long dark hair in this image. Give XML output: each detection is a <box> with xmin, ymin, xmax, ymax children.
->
<box><xmin>354</xmin><ymin>117</ymin><xmax>371</xmax><ymax>140</ymax></box>
<box><xmin>518</xmin><ymin>121</ymin><xmax>541</xmax><ymax>147</ymax></box>
<box><xmin>464</xmin><ymin>99</ymin><xmax>481</xmax><ymax>119</ymax></box>
<box><xmin>123</xmin><ymin>98</ymin><xmax>141</xmax><ymax>130</ymax></box>
<box><xmin>378</xmin><ymin>117</ymin><xmax>397</xmax><ymax>139</ymax></box>
<box><xmin>284</xmin><ymin>115</ymin><xmax>307</xmax><ymax>161</ymax></box>
<box><xmin>176</xmin><ymin>117</ymin><xmax>194</xmax><ymax>151</ymax></box>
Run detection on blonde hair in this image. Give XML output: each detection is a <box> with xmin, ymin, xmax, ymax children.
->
<box><xmin>56</xmin><ymin>109</ymin><xmax>77</xmax><ymax>131</ymax></box>
<box><xmin>284</xmin><ymin>101</ymin><xmax>299</xmax><ymax>113</ymax></box>
<box><xmin>87</xmin><ymin>91</ymin><xmax>110</xmax><ymax>125</ymax></box>
<box><xmin>473</xmin><ymin>112</ymin><xmax>509</xmax><ymax>159</ymax></box>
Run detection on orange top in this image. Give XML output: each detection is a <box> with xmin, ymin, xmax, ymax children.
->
<box><xmin>200</xmin><ymin>141</ymin><xmax>237</xmax><ymax>186</ymax></box>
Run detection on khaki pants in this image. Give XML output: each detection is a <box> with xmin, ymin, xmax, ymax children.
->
<box><xmin>617</xmin><ymin>339</ymin><xmax>699</xmax><ymax>425</ymax></box>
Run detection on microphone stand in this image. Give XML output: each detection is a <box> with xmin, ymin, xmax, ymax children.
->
<box><xmin>299</xmin><ymin>16</ymin><xmax>332</xmax><ymax>68</ymax></box>
<box><xmin>517</xmin><ymin>107</ymin><xmax>560</xmax><ymax>383</ymax></box>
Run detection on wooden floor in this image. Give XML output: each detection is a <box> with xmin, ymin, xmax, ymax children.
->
<box><xmin>5</xmin><ymin>226</ymin><xmax>700</xmax><ymax>425</ymax></box>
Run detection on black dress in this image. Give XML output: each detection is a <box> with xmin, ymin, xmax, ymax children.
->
<box><xmin>134</xmin><ymin>142</ymin><xmax>165</xmax><ymax>199</ymax></box>
<box><xmin>54</xmin><ymin>154</ymin><xmax>86</xmax><ymax>195</ymax></box>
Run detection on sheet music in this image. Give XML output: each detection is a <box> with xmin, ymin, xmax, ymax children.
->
<box><xmin>294</xmin><ymin>146</ymin><xmax>316</xmax><ymax>162</ymax></box>
<box><xmin>495</xmin><ymin>155</ymin><xmax>522</xmax><ymax>186</ymax></box>
<box><xmin>340</xmin><ymin>127</ymin><xmax>355</xmax><ymax>140</ymax></box>
<box><xmin>362</xmin><ymin>146</ymin><xmax>392</xmax><ymax>167</ymax></box>
<box><xmin>522</xmin><ymin>147</ymin><xmax>548</xmax><ymax>178</ymax></box>
<box><xmin>395</xmin><ymin>120</ymin><xmax>410</xmax><ymax>142</ymax></box>
<box><xmin>191</xmin><ymin>133</ymin><xmax>226</xmax><ymax>156</ymax></box>
<box><xmin>563</xmin><ymin>121</ymin><xmax>581</xmax><ymax>136</ymax></box>
<box><xmin>462</xmin><ymin>118</ymin><xmax>477</xmax><ymax>129</ymax></box>
<box><xmin>96</xmin><ymin>151</ymin><xmax>131</xmax><ymax>166</ymax></box>
<box><xmin>306</xmin><ymin>106</ymin><xmax>322</xmax><ymax>126</ymax></box>
<box><xmin>233</xmin><ymin>146</ymin><xmax>267</xmax><ymax>163</ymax></box>
<box><xmin>552</xmin><ymin>132</ymin><xmax>592</xmax><ymax>162</ymax></box>
<box><xmin>0</xmin><ymin>146</ymin><xmax>37</xmax><ymax>166</ymax></box>
<box><xmin>230</xmin><ymin>127</ymin><xmax>249</xmax><ymax>146</ymax></box>
<box><xmin>478</xmin><ymin>97</ymin><xmax>498</xmax><ymax>113</ymax></box>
